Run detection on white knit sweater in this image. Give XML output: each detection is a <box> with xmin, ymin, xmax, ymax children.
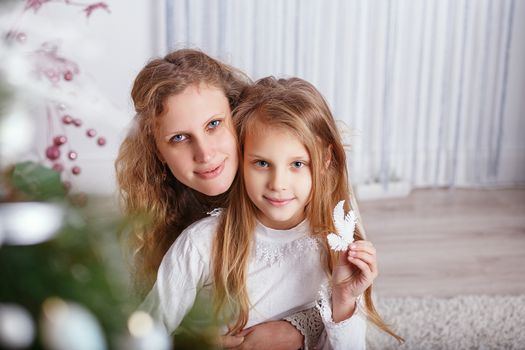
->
<box><xmin>141</xmin><ymin>214</ymin><xmax>366</xmax><ymax>349</ymax></box>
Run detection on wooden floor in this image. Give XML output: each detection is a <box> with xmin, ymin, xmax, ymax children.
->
<box><xmin>359</xmin><ymin>188</ymin><xmax>525</xmax><ymax>297</ymax></box>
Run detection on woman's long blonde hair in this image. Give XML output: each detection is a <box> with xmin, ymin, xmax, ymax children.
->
<box><xmin>115</xmin><ymin>49</ymin><xmax>250</xmax><ymax>296</ymax></box>
<box><xmin>212</xmin><ymin>77</ymin><xmax>402</xmax><ymax>342</ymax></box>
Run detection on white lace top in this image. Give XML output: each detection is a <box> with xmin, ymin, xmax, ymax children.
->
<box><xmin>141</xmin><ymin>214</ymin><xmax>366</xmax><ymax>349</ymax></box>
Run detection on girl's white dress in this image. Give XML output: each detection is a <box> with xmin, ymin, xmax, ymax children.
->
<box><xmin>142</xmin><ymin>214</ymin><xmax>366</xmax><ymax>349</ymax></box>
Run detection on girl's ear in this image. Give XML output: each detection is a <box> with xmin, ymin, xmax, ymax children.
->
<box><xmin>324</xmin><ymin>144</ymin><xmax>333</xmax><ymax>169</ymax></box>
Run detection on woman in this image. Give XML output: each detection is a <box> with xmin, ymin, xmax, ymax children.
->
<box><xmin>115</xmin><ymin>49</ymin><xmax>322</xmax><ymax>349</ymax></box>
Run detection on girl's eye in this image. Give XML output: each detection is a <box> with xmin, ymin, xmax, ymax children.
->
<box><xmin>207</xmin><ymin>120</ymin><xmax>221</xmax><ymax>129</ymax></box>
<box><xmin>292</xmin><ymin>161</ymin><xmax>306</xmax><ymax>168</ymax></box>
<box><xmin>255</xmin><ymin>160</ymin><xmax>269</xmax><ymax>168</ymax></box>
<box><xmin>170</xmin><ymin>134</ymin><xmax>187</xmax><ymax>143</ymax></box>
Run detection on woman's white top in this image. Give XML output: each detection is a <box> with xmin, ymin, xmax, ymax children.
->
<box><xmin>141</xmin><ymin>214</ymin><xmax>366</xmax><ymax>349</ymax></box>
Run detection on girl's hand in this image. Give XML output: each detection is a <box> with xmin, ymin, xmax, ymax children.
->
<box><xmin>331</xmin><ymin>240</ymin><xmax>378</xmax><ymax>322</ymax></box>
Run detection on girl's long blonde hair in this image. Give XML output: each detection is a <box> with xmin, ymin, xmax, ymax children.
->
<box><xmin>212</xmin><ymin>77</ymin><xmax>402</xmax><ymax>342</ymax></box>
<box><xmin>115</xmin><ymin>49</ymin><xmax>250</xmax><ymax>296</ymax></box>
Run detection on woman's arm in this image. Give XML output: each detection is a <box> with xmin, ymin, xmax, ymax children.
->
<box><xmin>221</xmin><ymin>307</ymin><xmax>325</xmax><ymax>350</ymax></box>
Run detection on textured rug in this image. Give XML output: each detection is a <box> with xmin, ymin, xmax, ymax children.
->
<box><xmin>367</xmin><ymin>295</ymin><xmax>525</xmax><ymax>350</ymax></box>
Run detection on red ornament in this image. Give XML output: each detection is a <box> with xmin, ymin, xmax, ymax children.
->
<box><xmin>73</xmin><ymin>118</ymin><xmax>82</xmax><ymax>127</ymax></box>
<box><xmin>72</xmin><ymin>166</ymin><xmax>81</xmax><ymax>175</ymax></box>
<box><xmin>68</xmin><ymin>151</ymin><xmax>78</xmax><ymax>160</ymax></box>
<box><xmin>86</xmin><ymin>128</ymin><xmax>96</xmax><ymax>137</ymax></box>
<box><xmin>53</xmin><ymin>135</ymin><xmax>67</xmax><ymax>146</ymax></box>
<box><xmin>45</xmin><ymin>145</ymin><xmax>60</xmax><ymax>161</ymax></box>
<box><xmin>52</xmin><ymin>163</ymin><xmax>64</xmax><ymax>172</ymax></box>
<box><xmin>64</xmin><ymin>70</ymin><xmax>73</xmax><ymax>81</ymax></box>
<box><xmin>97</xmin><ymin>137</ymin><xmax>106</xmax><ymax>146</ymax></box>
<box><xmin>62</xmin><ymin>115</ymin><xmax>73</xmax><ymax>124</ymax></box>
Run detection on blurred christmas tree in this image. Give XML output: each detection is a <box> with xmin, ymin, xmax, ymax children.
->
<box><xmin>0</xmin><ymin>2</ymin><xmax>218</xmax><ymax>349</ymax></box>
<box><xmin>0</xmin><ymin>1</ymin><xmax>168</xmax><ymax>349</ymax></box>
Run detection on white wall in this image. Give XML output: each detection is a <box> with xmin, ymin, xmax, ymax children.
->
<box><xmin>164</xmin><ymin>0</ymin><xmax>525</xmax><ymax>198</ymax></box>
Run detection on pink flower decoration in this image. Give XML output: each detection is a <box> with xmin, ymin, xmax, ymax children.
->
<box><xmin>24</xmin><ymin>0</ymin><xmax>52</xmax><ymax>12</ymax></box>
<box><xmin>83</xmin><ymin>2</ymin><xmax>110</xmax><ymax>18</ymax></box>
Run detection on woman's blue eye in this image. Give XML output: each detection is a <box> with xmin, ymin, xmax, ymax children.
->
<box><xmin>208</xmin><ymin>120</ymin><xmax>221</xmax><ymax>129</ymax></box>
<box><xmin>171</xmin><ymin>134</ymin><xmax>187</xmax><ymax>143</ymax></box>
<box><xmin>292</xmin><ymin>161</ymin><xmax>305</xmax><ymax>168</ymax></box>
<box><xmin>255</xmin><ymin>160</ymin><xmax>269</xmax><ymax>168</ymax></box>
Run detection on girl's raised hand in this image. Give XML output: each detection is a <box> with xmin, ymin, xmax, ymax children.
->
<box><xmin>331</xmin><ymin>240</ymin><xmax>378</xmax><ymax>322</ymax></box>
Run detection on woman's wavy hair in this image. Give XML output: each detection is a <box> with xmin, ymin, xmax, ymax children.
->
<box><xmin>115</xmin><ymin>49</ymin><xmax>251</xmax><ymax>296</ymax></box>
<box><xmin>212</xmin><ymin>77</ymin><xmax>402</xmax><ymax>342</ymax></box>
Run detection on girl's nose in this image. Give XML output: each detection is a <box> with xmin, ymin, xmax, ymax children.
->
<box><xmin>268</xmin><ymin>167</ymin><xmax>287</xmax><ymax>191</ymax></box>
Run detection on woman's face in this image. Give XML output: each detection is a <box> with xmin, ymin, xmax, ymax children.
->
<box><xmin>155</xmin><ymin>83</ymin><xmax>238</xmax><ymax>196</ymax></box>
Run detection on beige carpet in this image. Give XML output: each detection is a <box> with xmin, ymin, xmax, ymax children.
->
<box><xmin>367</xmin><ymin>294</ymin><xmax>525</xmax><ymax>350</ymax></box>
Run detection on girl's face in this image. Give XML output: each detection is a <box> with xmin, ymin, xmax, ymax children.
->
<box><xmin>155</xmin><ymin>83</ymin><xmax>238</xmax><ymax>196</ymax></box>
<box><xmin>243</xmin><ymin>125</ymin><xmax>312</xmax><ymax>230</ymax></box>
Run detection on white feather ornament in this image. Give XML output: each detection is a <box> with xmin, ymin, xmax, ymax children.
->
<box><xmin>327</xmin><ymin>200</ymin><xmax>357</xmax><ymax>251</ymax></box>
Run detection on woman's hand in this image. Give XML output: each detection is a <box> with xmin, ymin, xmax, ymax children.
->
<box><xmin>221</xmin><ymin>320</ymin><xmax>303</xmax><ymax>350</ymax></box>
<box><xmin>331</xmin><ymin>240</ymin><xmax>378</xmax><ymax>322</ymax></box>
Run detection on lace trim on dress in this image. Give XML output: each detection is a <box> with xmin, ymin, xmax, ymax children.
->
<box><xmin>254</xmin><ymin>236</ymin><xmax>321</xmax><ymax>267</ymax></box>
<box><xmin>316</xmin><ymin>283</ymin><xmax>363</xmax><ymax>330</ymax></box>
<box><xmin>284</xmin><ymin>307</ymin><xmax>324</xmax><ymax>350</ymax></box>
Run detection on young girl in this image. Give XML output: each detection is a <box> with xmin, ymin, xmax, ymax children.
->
<box><xmin>143</xmin><ymin>77</ymin><xmax>401</xmax><ymax>348</ymax></box>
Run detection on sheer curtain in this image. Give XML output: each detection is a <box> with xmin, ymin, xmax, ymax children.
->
<box><xmin>164</xmin><ymin>0</ymin><xmax>525</xmax><ymax>196</ymax></box>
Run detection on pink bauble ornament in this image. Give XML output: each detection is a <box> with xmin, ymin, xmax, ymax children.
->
<box><xmin>73</xmin><ymin>118</ymin><xmax>82</xmax><ymax>127</ymax></box>
<box><xmin>68</xmin><ymin>151</ymin><xmax>78</xmax><ymax>160</ymax></box>
<box><xmin>71</xmin><ymin>166</ymin><xmax>81</xmax><ymax>175</ymax></box>
<box><xmin>97</xmin><ymin>137</ymin><xmax>106</xmax><ymax>146</ymax></box>
<box><xmin>62</xmin><ymin>115</ymin><xmax>73</xmax><ymax>124</ymax></box>
<box><xmin>46</xmin><ymin>145</ymin><xmax>61</xmax><ymax>161</ymax></box>
<box><xmin>64</xmin><ymin>71</ymin><xmax>73</xmax><ymax>81</ymax></box>
<box><xmin>53</xmin><ymin>135</ymin><xmax>67</xmax><ymax>146</ymax></box>
<box><xmin>86</xmin><ymin>129</ymin><xmax>96</xmax><ymax>137</ymax></box>
<box><xmin>52</xmin><ymin>163</ymin><xmax>64</xmax><ymax>172</ymax></box>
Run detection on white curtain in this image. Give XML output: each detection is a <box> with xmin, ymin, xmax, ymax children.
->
<box><xmin>164</xmin><ymin>0</ymin><xmax>525</xmax><ymax>195</ymax></box>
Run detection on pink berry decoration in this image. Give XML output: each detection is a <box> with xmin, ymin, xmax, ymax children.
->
<box><xmin>72</xmin><ymin>166</ymin><xmax>81</xmax><ymax>175</ymax></box>
<box><xmin>64</xmin><ymin>70</ymin><xmax>73</xmax><ymax>81</ymax></box>
<box><xmin>52</xmin><ymin>163</ymin><xmax>64</xmax><ymax>172</ymax></box>
<box><xmin>53</xmin><ymin>135</ymin><xmax>67</xmax><ymax>146</ymax></box>
<box><xmin>68</xmin><ymin>151</ymin><xmax>78</xmax><ymax>160</ymax></box>
<box><xmin>86</xmin><ymin>129</ymin><xmax>96</xmax><ymax>137</ymax></box>
<box><xmin>62</xmin><ymin>115</ymin><xmax>73</xmax><ymax>124</ymax></box>
<box><xmin>97</xmin><ymin>137</ymin><xmax>106</xmax><ymax>146</ymax></box>
<box><xmin>73</xmin><ymin>118</ymin><xmax>82</xmax><ymax>127</ymax></box>
<box><xmin>45</xmin><ymin>145</ymin><xmax>61</xmax><ymax>161</ymax></box>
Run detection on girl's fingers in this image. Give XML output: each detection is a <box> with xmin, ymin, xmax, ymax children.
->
<box><xmin>349</xmin><ymin>241</ymin><xmax>376</xmax><ymax>255</ymax></box>
<box><xmin>348</xmin><ymin>251</ymin><xmax>378</xmax><ymax>275</ymax></box>
<box><xmin>347</xmin><ymin>255</ymin><xmax>373</xmax><ymax>277</ymax></box>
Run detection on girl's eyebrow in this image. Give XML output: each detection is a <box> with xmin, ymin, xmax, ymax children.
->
<box><xmin>245</xmin><ymin>153</ymin><xmax>265</xmax><ymax>159</ymax></box>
